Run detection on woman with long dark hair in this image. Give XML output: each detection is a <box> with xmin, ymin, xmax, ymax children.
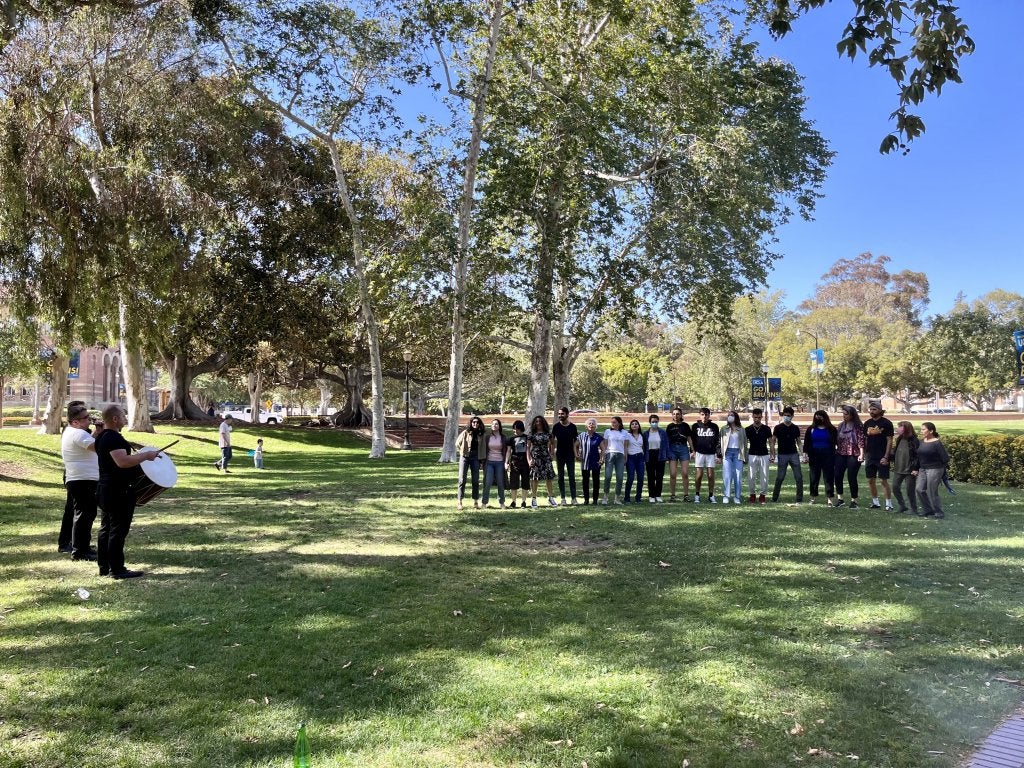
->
<box><xmin>914</xmin><ymin>422</ymin><xmax>950</xmax><ymax>518</ymax></box>
<box><xmin>528</xmin><ymin>415</ymin><xmax>558</xmax><ymax>507</ymax></box>
<box><xmin>890</xmin><ymin>420</ymin><xmax>920</xmax><ymax>515</ymax></box>
<box><xmin>506</xmin><ymin>420</ymin><xmax>530</xmax><ymax>509</ymax></box>
<box><xmin>455</xmin><ymin>415</ymin><xmax>487</xmax><ymax>510</ymax></box>
<box><xmin>602</xmin><ymin>416</ymin><xmax>627</xmax><ymax>505</ymax></box>
<box><xmin>833</xmin><ymin>405</ymin><xmax>865</xmax><ymax>508</ymax></box>
<box><xmin>803</xmin><ymin>410</ymin><xmax>838</xmax><ymax>506</ymax></box>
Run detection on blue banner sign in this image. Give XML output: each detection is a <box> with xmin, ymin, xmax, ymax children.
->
<box><xmin>809</xmin><ymin>348</ymin><xmax>824</xmax><ymax>374</ymax></box>
<box><xmin>1014</xmin><ymin>330</ymin><xmax>1024</xmax><ymax>386</ymax></box>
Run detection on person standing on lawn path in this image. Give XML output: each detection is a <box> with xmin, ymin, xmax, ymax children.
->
<box><xmin>551</xmin><ymin>408</ymin><xmax>579</xmax><ymax>505</ymax></box>
<box><xmin>745</xmin><ymin>408</ymin><xmax>771</xmax><ymax>504</ymax></box>
<box><xmin>771</xmin><ymin>405</ymin><xmax>804</xmax><ymax>503</ymax></box>
<box><xmin>575</xmin><ymin>418</ymin><xmax>604</xmax><ymax>506</ymax></box>
<box><xmin>644</xmin><ymin>413</ymin><xmax>669</xmax><ymax>503</ymax></box>
<box><xmin>61</xmin><ymin>402</ymin><xmax>100</xmax><ymax>561</ymax></box>
<box><xmin>94</xmin><ymin>404</ymin><xmax>159</xmax><ymax>579</ymax></box>
<box><xmin>913</xmin><ymin>421</ymin><xmax>950</xmax><ymax>518</ymax></box>
<box><xmin>57</xmin><ymin>400</ymin><xmax>88</xmax><ymax>554</ymax></box>
<box><xmin>863</xmin><ymin>399</ymin><xmax>895</xmax><ymax>510</ymax></box>
<box><xmin>890</xmin><ymin>420</ymin><xmax>919</xmax><ymax>515</ymax></box>
<box><xmin>214</xmin><ymin>414</ymin><xmax>233</xmax><ymax>473</ymax></box>
<box><xmin>692</xmin><ymin>408</ymin><xmax>721</xmax><ymax>503</ymax></box>
<box><xmin>665</xmin><ymin>407</ymin><xmax>694</xmax><ymax>502</ymax></box>
<box><xmin>527</xmin><ymin>415</ymin><xmax>558</xmax><ymax>507</ymax></box>
<box><xmin>834</xmin><ymin>405</ymin><xmax>865</xmax><ymax>508</ymax></box>
<box><xmin>455</xmin><ymin>416</ymin><xmax>487</xmax><ymax>510</ymax></box>
<box><xmin>506</xmin><ymin>420</ymin><xmax>531</xmax><ymax>509</ymax></box>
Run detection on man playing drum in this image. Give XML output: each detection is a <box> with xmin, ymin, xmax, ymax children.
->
<box><xmin>94</xmin><ymin>405</ymin><xmax>159</xmax><ymax>579</ymax></box>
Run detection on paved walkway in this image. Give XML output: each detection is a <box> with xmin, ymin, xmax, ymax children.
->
<box><xmin>965</xmin><ymin>711</ymin><xmax>1024</xmax><ymax>768</ymax></box>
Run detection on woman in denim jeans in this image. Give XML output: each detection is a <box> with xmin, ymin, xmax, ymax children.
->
<box><xmin>718</xmin><ymin>410</ymin><xmax>747</xmax><ymax>504</ymax></box>
<box><xmin>602</xmin><ymin>416</ymin><xmax>627</xmax><ymax>504</ymax></box>
<box><xmin>481</xmin><ymin>419</ymin><xmax>509</xmax><ymax>508</ymax></box>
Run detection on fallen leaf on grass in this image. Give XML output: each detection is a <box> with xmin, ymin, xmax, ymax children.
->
<box><xmin>993</xmin><ymin>676</ymin><xmax>1023</xmax><ymax>686</ymax></box>
<box><xmin>807</xmin><ymin>747</ymin><xmax>833</xmax><ymax>757</ymax></box>
<box><xmin>263</xmin><ymin>696</ymin><xmax>270</xmax><ymax>705</ymax></box>
<box><xmin>815</xmin><ymin>719</ymin><xmax>825</xmax><ymax>724</ymax></box>
<box><xmin>789</xmin><ymin>723</ymin><xmax>805</xmax><ymax>736</ymax></box>
<box><xmin>452</xmin><ymin>609</ymin><xmax>463</xmax><ymax>617</ymax></box>
<box><xmin>341</xmin><ymin>660</ymin><xmax>352</xmax><ymax>669</ymax></box>
<box><xmin>371</xmin><ymin>667</ymin><xmax>384</xmax><ymax>677</ymax></box>
<box><xmin>657</xmin><ymin>561</ymin><xmax>672</xmax><ymax>568</ymax></box>
<box><xmin>186</xmin><ymin>665</ymin><xmax>196</xmax><ymax>669</ymax></box>
<box><xmin>846</xmin><ymin>754</ymin><xmax>859</xmax><ymax>761</ymax></box>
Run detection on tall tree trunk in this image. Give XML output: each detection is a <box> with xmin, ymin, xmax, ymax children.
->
<box><xmin>317</xmin><ymin>378</ymin><xmax>332</xmax><ymax>415</ymax></box>
<box><xmin>119</xmin><ymin>300</ymin><xmax>153</xmax><ymax>432</ymax></box>
<box><xmin>524</xmin><ymin>179</ymin><xmax>563</xmax><ymax>425</ymax></box>
<box><xmin>152</xmin><ymin>349</ymin><xmax>226</xmax><ymax>420</ymax></box>
<box><xmin>440</xmin><ymin>0</ymin><xmax>505</xmax><ymax>463</ymax></box>
<box><xmin>247</xmin><ymin>370</ymin><xmax>262</xmax><ymax>424</ymax></box>
<box><xmin>31</xmin><ymin>376</ymin><xmax>42</xmax><ymax>423</ymax></box>
<box><xmin>551</xmin><ymin>302</ymin><xmax>570</xmax><ymax>411</ymax></box>
<box><xmin>333</xmin><ymin>366</ymin><xmax>372</xmax><ymax>427</ymax></box>
<box><xmin>327</xmin><ymin>143</ymin><xmax>387</xmax><ymax>458</ymax></box>
<box><xmin>41</xmin><ymin>351</ymin><xmax>69</xmax><ymax>435</ymax></box>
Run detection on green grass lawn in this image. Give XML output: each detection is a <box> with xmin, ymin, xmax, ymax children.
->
<box><xmin>1</xmin><ymin>424</ymin><xmax>1022</xmax><ymax>767</ymax></box>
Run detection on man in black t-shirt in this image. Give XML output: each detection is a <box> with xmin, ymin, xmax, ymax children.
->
<box><xmin>770</xmin><ymin>405</ymin><xmax>804</xmax><ymax>503</ymax></box>
<box><xmin>551</xmin><ymin>408</ymin><xmax>579</xmax><ymax>504</ymax></box>
<box><xmin>745</xmin><ymin>408</ymin><xmax>772</xmax><ymax>503</ymax></box>
<box><xmin>95</xmin><ymin>405</ymin><xmax>159</xmax><ymax>579</ymax></box>
<box><xmin>691</xmin><ymin>408</ymin><xmax>721</xmax><ymax>503</ymax></box>
<box><xmin>863</xmin><ymin>400</ymin><xmax>895</xmax><ymax>510</ymax></box>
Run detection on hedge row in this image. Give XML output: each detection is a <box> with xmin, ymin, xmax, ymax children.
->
<box><xmin>943</xmin><ymin>434</ymin><xmax>1024</xmax><ymax>488</ymax></box>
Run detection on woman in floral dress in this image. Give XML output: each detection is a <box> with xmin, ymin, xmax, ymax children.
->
<box><xmin>528</xmin><ymin>415</ymin><xmax>558</xmax><ymax>507</ymax></box>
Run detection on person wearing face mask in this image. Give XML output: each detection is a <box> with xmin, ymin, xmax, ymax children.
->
<box><xmin>802</xmin><ymin>410</ymin><xmax>838</xmax><ymax>506</ymax></box>
<box><xmin>771</xmin><ymin>406</ymin><xmax>804</xmax><ymax>503</ymax></box>
<box><xmin>644</xmin><ymin>414</ymin><xmax>669</xmax><ymax>503</ymax></box>
<box><xmin>455</xmin><ymin>415</ymin><xmax>487</xmax><ymax>510</ymax></box>
<box><xmin>834</xmin><ymin>405</ymin><xmax>866</xmax><ymax>508</ymax></box>
<box><xmin>551</xmin><ymin>408</ymin><xmax>579</xmax><ymax>506</ymax></box>
<box><xmin>718</xmin><ymin>410</ymin><xmax>747</xmax><ymax>504</ymax></box>
<box><xmin>890</xmin><ymin>420</ymin><xmax>920</xmax><ymax>515</ymax></box>
<box><xmin>691</xmin><ymin>408</ymin><xmax>721</xmax><ymax>503</ymax></box>
<box><xmin>744</xmin><ymin>408</ymin><xmax>772</xmax><ymax>504</ymax></box>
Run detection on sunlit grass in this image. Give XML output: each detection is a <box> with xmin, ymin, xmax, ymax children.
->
<box><xmin>1</xmin><ymin>423</ymin><xmax>1022</xmax><ymax>767</ymax></box>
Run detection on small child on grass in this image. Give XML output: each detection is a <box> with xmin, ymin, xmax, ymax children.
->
<box><xmin>254</xmin><ymin>438</ymin><xmax>264</xmax><ymax>469</ymax></box>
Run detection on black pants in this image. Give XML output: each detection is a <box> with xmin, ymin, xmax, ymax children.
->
<box><xmin>556</xmin><ymin>455</ymin><xmax>577</xmax><ymax>499</ymax></box>
<box><xmin>581</xmin><ymin>468</ymin><xmax>600</xmax><ymax>504</ymax></box>
<box><xmin>834</xmin><ymin>454</ymin><xmax>862</xmax><ymax>499</ymax></box>
<box><xmin>807</xmin><ymin>450</ymin><xmax>836</xmax><ymax>499</ymax></box>
<box><xmin>58</xmin><ymin>481</ymin><xmax>75</xmax><ymax>549</ymax></box>
<box><xmin>97</xmin><ymin>485</ymin><xmax>137</xmax><ymax>575</ymax></box>
<box><xmin>458</xmin><ymin>456</ymin><xmax>481</xmax><ymax>501</ymax></box>
<box><xmin>647</xmin><ymin>458</ymin><xmax>665</xmax><ymax>499</ymax></box>
<box><xmin>65</xmin><ymin>479</ymin><xmax>98</xmax><ymax>557</ymax></box>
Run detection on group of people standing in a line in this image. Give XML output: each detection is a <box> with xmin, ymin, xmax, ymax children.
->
<box><xmin>454</xmin><ymin>401</ymin><xmax>951</xmax><ymax>519</ymax></box>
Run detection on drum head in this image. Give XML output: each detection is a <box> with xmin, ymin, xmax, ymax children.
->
<box><xmin>140</xmin><ymin>447</ymin><xmax>178</xmax><ymax>488</ymax></box>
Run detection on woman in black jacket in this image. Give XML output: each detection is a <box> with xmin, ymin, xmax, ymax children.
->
<box><xmin>890</xmin><ymin>420</ymin><xmax>920</xmax><ymax>515</ymax></box>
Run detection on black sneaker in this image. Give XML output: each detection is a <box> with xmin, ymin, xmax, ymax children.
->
<box><xmin>72</xmin><ymin>552</ymin><xmax>98</xmax><ymax>562</ymax></box>
<box><xmin>111</xmin><ymin>569</ymin><xmax>145</xmax><ymax>579</ymax></box>
<box><xmin>849</xmin><ymin>500</ymin><xmax>857</xmax><ymax>509</ymax></box>
<box><xmin>57</xmin><ymin>545</ymin><xmax>72</xmax><ymax>554</ymax></box>
<box><xmin>99</xmin><ymin>568</ymin><xmax>109</xmax><ymax>577</ymax></box>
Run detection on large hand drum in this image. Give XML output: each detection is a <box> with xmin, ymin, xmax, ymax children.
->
<box><xmin>135</xmin><ymin>445</ymin><xmax>179</xmax><ymax>505</ymax></box>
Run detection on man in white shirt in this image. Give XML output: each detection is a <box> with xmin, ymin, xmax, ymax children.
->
<box><xmin>215</xmin><ymin>414</ymin><xmax>233</xmax><ymax>473</ymax></box>
<box><xmin>61</xmin><ymin>403</ymin><xmax>100</xmax><ymax>561</ymax></box>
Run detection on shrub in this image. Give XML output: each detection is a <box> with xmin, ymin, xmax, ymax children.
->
<box><xmin>943</xmin><ymin>434</ymin><xmax>1024</xmax><ymax>488</ymax></box>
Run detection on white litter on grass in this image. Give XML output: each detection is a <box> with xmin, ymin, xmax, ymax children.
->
<box><xmin>75</xmin><ymin>588</ymin><xmax>90</xmax><ymax>600</ymax></box>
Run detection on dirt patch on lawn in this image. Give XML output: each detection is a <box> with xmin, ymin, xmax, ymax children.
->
<box><xmin>0</xmin><ymin>460</ymin><xmax>33</xmax><ymax>482</ymax></box>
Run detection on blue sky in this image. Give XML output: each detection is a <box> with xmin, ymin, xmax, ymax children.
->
<box><xmin>757</xmin><ymin>1</ymin><xmax>1023</xmax><ymax>316</ymax></box>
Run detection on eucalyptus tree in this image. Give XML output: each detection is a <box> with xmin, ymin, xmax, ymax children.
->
<box><xmin>476</xmin><ymin>0</ymin><xmax>830</xmax><ymax>423</ymax></box>
<box><xmin>214</xmin><ymin>0</ymin><xmax>427</xmax><ymax>458</ymax></box>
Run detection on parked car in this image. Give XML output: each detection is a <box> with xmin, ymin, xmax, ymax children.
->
<box><xmin>570</xmin><ymin>409</ymin><xmax>598</xmax><ymax>415</ymax></box>
<box><xmin>222</xmin><ymin>407</ymin><xmax>281</xmax><ymax>425</ymax></box>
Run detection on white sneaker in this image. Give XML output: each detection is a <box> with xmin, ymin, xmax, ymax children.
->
<box><xmin>722</xmin><ymin>496</ymin><xmax>730</xmax><ymax>504</ymax></box>
<box><xmin>560</xmin><ymin>498</ymin><xmax>567</xmax><ymax>506</ymax></box>
<box><xmin>613</xmin><ymin>496</ymin><xmax>623</xmax><ymax>505</ymax></box>
<box><xmin>693</xmin><ymin>495</ymin><xmax>701</xmax><ymax>504</ymax></box>
<box><xmin>656</xmin><ymin>497</ymin><xmax>664</xmax><ymax>503</ymax></box>
<box><xmin>734</xmin><ymin>497</ymin><xmax>741</xmax><ymax>505</ymax></box>
<box><xmin>709</xmin><ymin>495</ymin><xmax>717</xmax><ymax>504</ymax></box>
<box><xmin>531</xmin><ymin>498</ymin><xmax>538</xmax><ymax>508</ymax></box>
<box><xmin>649</xmin><ymin>497</ymin><xmax>657</xmax><ymax>504</ymax></box>
<box><xmin>548</xmin><ymin>497</ymin><xmax>559</xmax><ymax>506</ymax></box>
<box><xmin>571</xmin><ymin>498</ymin><xmax>579</xmax><ymax>506</ymax></box>
<box><xmin>601</xmin><ymin>496</ymin><xmax>609</xmax><ymax>506</ymax></box>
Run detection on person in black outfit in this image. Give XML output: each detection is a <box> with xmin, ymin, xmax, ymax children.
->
<box><xmin>771</xmin><ymin>406</ymin><xmax>804</xmax><ymax>503</ymax></box>
<box><xmin>506</xmin><ymin>420</ymin><xmax>531</xmax><ymax>508</ymax></box>
<box><xmin>95</xmin><ymin>405</ymin><xmax>159</xmax><ymax>579</ymax></box>
<box><xmin>691</xmin><ymin>408</ymin><xmax>721</xmax><ymax>503</ymax></box>
<box><xmin>744</xmin><ymin>408</ymin><xmax>772</xmax><ymax>503</ymax></box>
<box><xmin>863</xmin><ymin>400</ymin><xmax>895</xmax><ymax>510</ymax></box>
<box><xmin>551</xmin><ymin>408</ymin><xmax>579</xmax><ymax>505</ymax></box>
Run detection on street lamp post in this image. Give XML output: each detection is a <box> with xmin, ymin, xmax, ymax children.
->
<box><xmin>797</xmin><ymin>328</ymin><xmax>821</xmax><ymax>412</ymax></box>
<box><xmin>761</xmin><ymin>363</ymin><xmax>770</xmax><ymax>424</ymax></box>
<box><xmin>402</xmin><ymin>349</ymin><xmax>412</xmax><ymax>451</ymax></box>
